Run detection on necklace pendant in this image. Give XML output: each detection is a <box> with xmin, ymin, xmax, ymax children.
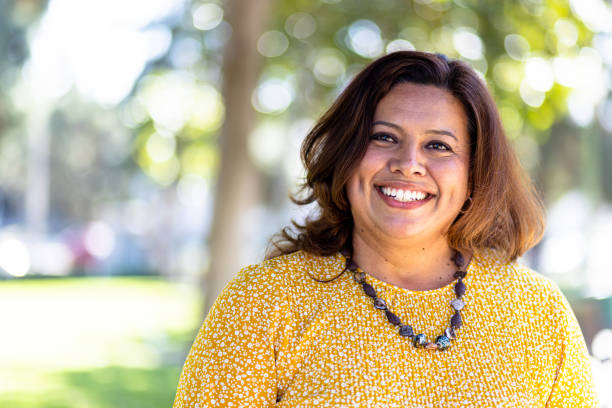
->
<box><xmin>451</xmin><ymin>299</ymin><xmax>465</xmax><ymax>311</ymax></box>
<box><xmin>353</xmin><ymin>271</ymin><xmax>366</xmax><ymax>283</ymax></box>
<box><xmin>384</xmin><ymin>310</ymin><xmax>401</xmax><ymax>326</ymax></box>
<box><xmin>362</xmin><ymin>282</ymin><xmax>377</xmax><ymax>298</ymax></box>
<box><xmin>451</xmin><ymin>311</ymin><xmax>463</xmax><ymax>329</ymax></box>
<box><xmin>454</xmin><ymin>279</ymin><xmax>466</xmax><ymax>298</ymax></box>
<box><xmin>445</xmin><ymin>327</ymin><xmax>456</xmax><ymax>340</ymax></box>
<box><xmin>452</xmin><ymin>251</ymin><xmax>465</xmax><ymax>268</ymax></box>
<box><xmin>413</xmin><ymin>334</ymin><xmax>427</xmax><ymax>348</ymax></box>
<box><xmin>399</xmin><ymin>325</ymin><xmax>414</xmax><ymax>337</ymax></box>
<box><xmin>373</xmin><ymin>297</ymin><xmax>387</xmax><ymax>310</ymax></box>
<box><xmin>435</xmin><ymin>335</ymin><xmax>452</xmax><ymax>350</ymax></box>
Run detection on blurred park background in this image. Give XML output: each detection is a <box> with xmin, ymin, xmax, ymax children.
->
<box><xmin>1</xmin><ymin>0</ymin><xmax>612</xmax><ymax>406</ymax></box>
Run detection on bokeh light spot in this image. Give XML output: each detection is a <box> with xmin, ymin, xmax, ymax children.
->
<box><xmin>569</xmin><ymin>0</ymin><xmax>612</xmax><ymax>32</ymax></box>
<box><xmin>386</xmin><ymin>39</ymin><xmax>416</xmax><ymax>53</ymax></box>
<box><xmin>252</xmin><ymin>78</ymin><xmax>293</xmax><ymax>114</ymax></box>
<box><xmin>493</xmin><ymin>59</ymin><xmax>522</xmax><ymax>91</ymax></box>
<box><xmin>145</xmin><ymin>156</ymin><xmax>181</xmax><ymax>186</ymax></box>
<box><xmin>189</xmin><ymin>84</ymin><xmax>224</xmax><ymax>133</ymax></box>
<box><xmin>146</xmin><ymin>131</ymin><xmax>176</xmax><ymax>163</ymax></box>
<box><xmin>348</xmin><ymin>20</ymin><xmax>383</xmax><ymax>58</ymax></box>
<box><xmin>313</xmin><ymin>49</ymin><xmax>346</xmax><ymax>86</ymax></box>
<box><xmin>504</xmin><ymin>34</ymin><xmax>530</xmax><ymax>61</ymax></box>
<box><xmin>592</xmin><ymin>329</ymin><xmax>612</xmax><ymax>360</ymax></box>
<box><xmin>285</xmin><ymin>12</ymin><xmax>316</xmax><ymax>39</ymax></box>
<box><xmin>524</xmin><ymin>57</ymin><xmax>554</xmax><ymax>92</ymax></box>
<box><xmin>257</xmin><ymin>31</ymin><xmax>289</xmax><ymax>58</ymax></box>
<box><xmin>249</xmin><ymin>121</ymin><xmax>286</xmax><ymax>169</ymax></box>
<box><xmin>554</xmin><ymin>19</ymin><xmax>579</xmax><ymax>47</ymax></box>
<box><xmin>499</xmin><ymin>103</ymin><xmax>524</xmax><ymax>137</ymax></box>
<box><xmin>520</xmin><ymin>81</ymin><xmax>545</xmax><ymax>107</ymax></box>
<box><xmin>453</xmin><ymin>27</ymin><xmax>483</xmax><ymax>60</ymax></box>
<box><xmin>84</xmin><ymin>221</ymin><xmax>116</xmax><ymax>260</ymax></box>
<box><xmin>192</xmin><ymin>3</ymin><xmax>223</xmax><ymax>31</ymax></box>
<box><xmin>0</xmin><ymin>238</ymin><xmax>30</xmax><ymax>277</ymax></box>
<box><xmin>568</xmin><ymin>90</ymin><xmax>595</xmax><ymax>126</ymax></box>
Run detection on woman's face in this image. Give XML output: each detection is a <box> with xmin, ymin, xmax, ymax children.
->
<box><xmin>346</xmin><ymin>82</ymin><xmax>471</xmax><ymax>246</ymax></box>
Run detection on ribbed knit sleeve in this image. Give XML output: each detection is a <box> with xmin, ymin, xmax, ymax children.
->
<box><xmin>173</xmin><ymin>264</ymin><xmax>285</xmax><ymax>408</ymax></box>
<box><xmin>545</xmin><ymin>286</ymin><xmax>599</xmax><ymax>407</ymax></box>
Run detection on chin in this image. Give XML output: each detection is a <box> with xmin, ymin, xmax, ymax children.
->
<box><xmin>377</xmin><ymin>223</ymin><xmax>431</xmax><ymax>241</ymax></box>
<box><xmin>375</xmin><ymin>215</ymin><xmax>455</xmax><ymax>241</ymax></box>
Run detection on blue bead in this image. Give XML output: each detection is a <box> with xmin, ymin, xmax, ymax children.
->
<box><xmin>435</xmin><ymin>335</ymin><xmax>452</xmax><ymax>351</ymax></box>
<box><xmin>413</xmin><ymin>334</ymin><xmax>427</xmax><ymax>348</ymax></box>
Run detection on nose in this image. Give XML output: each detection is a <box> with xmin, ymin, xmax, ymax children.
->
<box><xmin>389</xmin><ymin>144</ymin><xmax>427</xmax><ymax>176</ymax></box>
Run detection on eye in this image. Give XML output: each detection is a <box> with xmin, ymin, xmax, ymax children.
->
<box><xmin>426</xmin><ymin>140</ymin><xmax>452</xmax><ymax>151</ymax></box>
<box><xmin>370</xmin><ymin>132</ymin><xmax>396</xmax><ymax>143</ymax></box>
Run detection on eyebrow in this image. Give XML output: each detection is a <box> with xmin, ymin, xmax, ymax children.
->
<box><xmin>373</xmin><ymin>120</ymin><xmax>457</xmax><ymax>141</ymax></box>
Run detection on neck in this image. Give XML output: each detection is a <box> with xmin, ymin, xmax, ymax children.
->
<box><xmin>351</xmin><ymin>233</ymin><xmax>459</xmax><ymax>291</ymax></box>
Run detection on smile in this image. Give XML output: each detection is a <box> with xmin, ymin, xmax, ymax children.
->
<box><xmin>377</xmin><ymin>186</ymin><xmax>431</xmax><ymax>202</ymax></box>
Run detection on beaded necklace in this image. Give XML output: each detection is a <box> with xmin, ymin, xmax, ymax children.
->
<box><xmin>341</xmin><ymin>249</ymin><xmax>467</xmax><ymax>351</ymax></box>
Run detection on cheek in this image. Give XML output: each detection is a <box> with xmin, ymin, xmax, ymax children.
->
<box><xmin>348</xmin><ymin>154</ymin><xmax>377</xmax><ymax>189</ymax></box>
<box><xmin>434</xmin><ymin>159</ymin><xmax>469</xmax><ymax>198</ymax></box>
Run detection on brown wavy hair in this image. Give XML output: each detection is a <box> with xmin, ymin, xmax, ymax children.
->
<box><xmin>267</xmin><ymin>51</ymin><xmax>544</xmax><ymax>263</ymax></box>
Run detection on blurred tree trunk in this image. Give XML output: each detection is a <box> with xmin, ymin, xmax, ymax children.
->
<box><xmin>204</xmin><ymin>0</ymin><xmax>273</xmax><ymax>314</ymax></box>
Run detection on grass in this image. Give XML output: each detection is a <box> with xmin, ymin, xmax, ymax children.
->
<box><xmin>0</xmin><ymin>276</ymin><xmax>203</xmax><ymax>408</ymax></box>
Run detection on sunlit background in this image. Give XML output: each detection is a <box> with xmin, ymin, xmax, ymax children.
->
<box><xmin>1</xmin><ymin>0</ymin><xmax>612</xmax><ymax>406</ymax></box>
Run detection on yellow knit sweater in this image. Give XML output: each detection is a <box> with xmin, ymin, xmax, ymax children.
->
<box><xmin>174</xmin><ymin>250</ymin><xmax>598</xmax><ymax>407</ymax></box>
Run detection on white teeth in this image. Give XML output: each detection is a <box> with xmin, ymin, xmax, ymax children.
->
<box><xmin>380</xmin><ymin>187</ymin><xmax>428</xmax><ymax>202</ymax></box>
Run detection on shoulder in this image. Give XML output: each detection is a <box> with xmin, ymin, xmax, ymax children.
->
<box><xmin>216</xmin><ymin>250</ymin><xmax>346</xmax><ymax>308</ymax></box>
<box><xmin>259</xmin><ymin>249</ymin><xmax>348</xmax><ymax>287</ymax></box>
<box><xmin>472</xmin><ymin>251</ymin><xmax>574</xmax><ymax>328</ymax></box>
<box><xmin>473</xmin><ymin>250</ymin><xmax>562</xmax><ymax>297</ymax></box>
<box><xmin>471</xmin><ymin>249</ymin><xmax>573</xmax><ymax>322</ymax></box>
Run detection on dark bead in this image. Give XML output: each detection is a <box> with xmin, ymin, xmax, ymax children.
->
<box><xmin>385</xmin><ymin>310</ymin><xmax>401</xmax><ymax>326</ymax></box>
<box><xmin>340</xmin><ymin>247</ymin><xmax>351</xmax><ymax>258</ymax></box>
<box><xmin>451</xmin><ymin>311</ymin><xmax>462</xmax><ymax>329</ymax></box>
<box><xmin>373</xmin><ymin>298</ymin><xmax>387</xmax><ymax>310</ymax></box>
<box><xmin>399</xmin><ymin>325</ymin><xmax>414</xmax><ymax>337</ymax></box>
<box><xmin>353</xmin><ymin>271</ymin><xmax>366</xmax><ymax>284</ymax></box>
<box><xmin>346</xmin><ymin>260</ymin><xmax>358</xmax><ymax>272</ymax></box>
<box><xmin>454</xmin><ymin>279</ymin><xmax>466</xmax><ymax>297</ymax></box>
<box><xmin>453</xmin><ymin>270</ymin><xmax>467</xmax><ymax>279</ymax></box>
<box><xmin>453</xmin><ymin>251</ymin><xmax>465</xmax><ymax>268</ymax></box>
<box><xmin>362</xmin><ymin>282</ymin><xmax>376</xmax><ymax>298</ymax></box>
<box><xmin>413</xmin><ymin>334</ymin><xmax>427</xmax><ymax>348</ymax></box>
<box><xmin>435</xmin><ymin>335</ymin><xmax>452</xmax><ymax>351</ymax></box>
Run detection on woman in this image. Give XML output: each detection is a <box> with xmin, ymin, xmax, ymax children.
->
<box><xmin>174</xmin><ymin>51</ymin><xmax>598</xmax><ymax>407</ymax></box>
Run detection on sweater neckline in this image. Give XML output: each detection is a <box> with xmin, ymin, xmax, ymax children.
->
<box><xmin>335</xmin><ymin>250</ymin><xmax>481</xmax><ymax>298</ymax></box>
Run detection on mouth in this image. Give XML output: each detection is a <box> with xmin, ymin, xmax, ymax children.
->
<box><xmin>376</xmin><ymin>185</ymin><xmax>433</xmax><ymax>203</ymax></box>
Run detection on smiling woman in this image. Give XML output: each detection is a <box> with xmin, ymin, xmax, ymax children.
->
<box><xmin>346</xmin><ymin>83</ymin><xmax>471</xmax><ymax>290</ymax></box>
<box><xmin>173</xmin><ymin>52</ymin><xmax>599</xmax><ymax>407</ymax></box>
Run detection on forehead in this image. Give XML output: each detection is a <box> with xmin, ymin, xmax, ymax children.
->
<box><xmin>374</xmin><ymin>83</ymin><xmax>468</xmax><ymax>133</ymax></box>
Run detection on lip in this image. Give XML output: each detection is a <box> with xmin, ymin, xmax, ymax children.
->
<box><xmin>374</xmin><ymin>184</ymin><xmax>435</xmax><ymax>209</ymax></box>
